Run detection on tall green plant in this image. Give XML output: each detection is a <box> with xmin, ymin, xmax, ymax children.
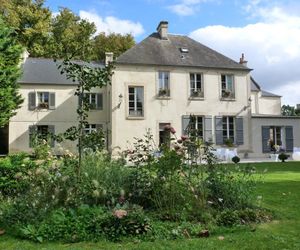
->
<box><xmin>57</xmin><ymin>58</ymin><xmax>114</xmax><ymax>176</ymax></box>
<box><xmin>0</xmin><ymin>18</ymin><xmax>24</xmax><ymax>127</ymax></box>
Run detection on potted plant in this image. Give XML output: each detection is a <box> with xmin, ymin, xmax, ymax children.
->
<box><xmin>224</xmin><ymin>138</ymin><xmax>234</xmax><ymax>148</ymax></box>
<box><xmin>38</xmin><ymin>102</ymin><xmax>49</xmax><ymax>109</ymax></box>
<box><xmin>222</xmin><ymin>89</ymin><xmax>231</xmax><ymax>98</ymax></box>
<box><xmin>191</xmin><ymin>89</ymin><xmax>204</xmax><ymax>98</ymax></box>
<box><xmin>158</xmin><ymin>88</ymin><xmax>168</xmax><ymax>97</ymax></box>
<box><xmin>278</xmin><ymin>153</ymin><xmax>289</xmax><ymax>162</ymax></box>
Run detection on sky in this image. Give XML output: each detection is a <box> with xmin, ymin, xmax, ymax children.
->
<box><xmin>45</xmin><ymin>0</ymin><xmax>300</xmax><ymax>106</ymax></box>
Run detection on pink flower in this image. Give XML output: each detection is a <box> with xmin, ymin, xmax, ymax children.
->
<box><xmin>113</xmin><ymin>209</ymin><xmax>127</xmax><ymax>219</ymax></box>
<box><xmin>181</xmin><ymin>135</ymin><xmax>189</xmax><ymax>141</ymax></box>
<box><xmin>170</xmin><ymin>127</ymin><xmax>176</xmax><ymax>134</ymax></box>
<box><xmin>164</xmin><ymin>125</ymin><xmax>171</xmax><ymax>131</ymax></box>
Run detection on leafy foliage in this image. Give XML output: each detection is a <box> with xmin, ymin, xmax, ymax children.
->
<box><xmin>0</xmin><ymin>18</ymin><xmax>24</xmax><ymax>127</ymax></box>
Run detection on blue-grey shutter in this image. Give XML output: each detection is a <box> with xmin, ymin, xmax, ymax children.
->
<box><xmin>204</xmin><ymin>116</ymin><xmax>212</xmax><ymax>143</ymax></box>
<box><xmin>29</xmin><ymin>125</ymin><xmax>37</xmax><ymax>147</ymax></box>
<box><xmin>96</xmin><ymin>93</ymin><xmax>103</xmax><ymax>110</ymax></box>
<box><xmin>215</xmin><ymin>116</ymin><xmax>223</xmax><ymax>145</ymax></box>
<box><xmin>182</xmin><ymin>115</ymin><xmax>190</xmax><ymax>135</ymax></box>
<box><xmin>48</xmin><ymin>125</ymin><xmax>55</xmax><ymax>147</ymax></box>
<box><xmin>49</xmin><ymin>92</ymin><xmax>55</xmax><ymax>110</ymax></box>
<box><xmin>28</xmin><ymin>92</ymin><xmax>36</xmax><ymax>110</ymax></box>
<box><xmin>285</xmin><ymin>126</ymin><xmax>293</xmax><ymax>152</ymax></box>
<box><xmin>262</xmin><ymin>126</ymin><xmax>270</xmax><ymax>153</ymax></box>
<box><xmin>235</xmin><ymin>116</ymin><xmax>244</xmax><ymax>145</ymax></box>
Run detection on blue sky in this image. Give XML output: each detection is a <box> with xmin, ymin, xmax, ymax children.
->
<box><xmin>45</xmin><ymin>0</ymin><xmax>300</xmax><ymax>105</ymax></box>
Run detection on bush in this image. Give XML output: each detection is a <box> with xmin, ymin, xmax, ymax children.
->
<box><xmin>17</xmin><ymin>205</ymin><xmax>151</xmax><ymax>243</ymax></box>
<box><xmin>206</xmin><ymin>165</ymin><xmax>257</xmax><ymax>210</ymax></box>
<box><xmin>232</xmin><ymin>156</ymin><xmax>240</xmax><ymax>164</ymax></box>
<box><xmin>0</xmin><ymin>153</ymin><xmax>36</xmax><ymax>197</ymax></box>
<box><xmin>216</xmin><ymin>210</ymin><xmax>240</xmax><ymax>226</ymax></box>
<box><xmin>278</xmin><ymin>153</ymin><xmax>289</xmax><ymax>162</ymax></box>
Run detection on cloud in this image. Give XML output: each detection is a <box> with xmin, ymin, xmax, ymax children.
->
<box><xmin>168</xmin><ymin>0</ymin><xmax>212</xmax><ymax>16</ymax></box>
<box><xmin>190</xmin><ymin>4</ymin><xmax>300</xmax><ymax>105</ymax></box>
<box><xmin>79</xmin><ymin>10</ymin><xmax>144</xmax><ymax>37</ymax></box>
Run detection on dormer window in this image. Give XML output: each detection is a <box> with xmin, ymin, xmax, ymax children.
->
<box><xmin>180</xmin><ymin>48</ymin><xmax>189</xmax><ymax>53</ymax></box>
<box><xmin>158</xmin><ymin>71</ymin><xmax>170</xmax><ymax>97</ymax></box>
<box><xmin>221</xmin><ymin>74</ymin><xmax>235</xmax><ymax>99</ymax></box>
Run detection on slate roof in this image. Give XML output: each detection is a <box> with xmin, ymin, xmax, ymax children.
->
<box><xmin>116</xmin><ymin>33</ymin><xmax>251</xmax><ymax>71</ymax></box>
<box><xmin>250</xmin><ymin>76</ymin><xmax>281</xmax><ymax>97</ymax></box>
<box><xmin>19</xmin><ymin>58</ymin><xmax>104</xmax><ymax>85</ymax></box>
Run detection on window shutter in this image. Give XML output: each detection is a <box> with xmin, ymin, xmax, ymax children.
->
<box><xmin>182</xmin><ymin>115</ymin><xmax>190</xmax><ymax>135</ymax></box>
<box><xmin>235</xmin><ymin>117</ymin><xmax>244</xmax><ymax>145</ymax></box>
<box><xmin>215</xmin><ymin>116</ymin><xmax>223</xmax><ymax>145</ymax></box>
<box><xmin>49</xmin><ymin>92</ymin><xmax>55</xmax><ymax>110</ymax></box>
<box><xmin>262</xmin><ymin>126</ymin><xmax>270</xmax><ymax>153</ymax></box>
<box><xmin>78</xmin><ymin>93</ymin><xmax>83</xmax><ymax>107</ymax></box>
<box><xmin>96</xmin><ymin>93</ymin><xmax>103</xmax><ymax>110</ymax></box>
<box><xmin>48</xmin><ymin>125</ymin><xmax>55</xmax><ymax>148</ymax></box>
<box><xmin>204</xmin><ymin>116</ymin><xmax>212</xmax><ymax>143</ymax></box>
<box><xmin>285</xmin><ymin>126</ymin><xmax>294</xmax><ymax>152</ymax></box>
<box><xmin>28</xmin><ymin>92</ymin><xmax>36</xmax><ymax>110</ymax></box>
<box><xmin>29</xmin><ymin>125</ymin><xmax>37</xmax><ymax>148</ymax></box>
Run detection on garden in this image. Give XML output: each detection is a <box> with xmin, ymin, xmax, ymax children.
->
<box><xmin>2</xmin><ymin>125</ymin><xmax>299</xmax><ymax>249</ymax></box>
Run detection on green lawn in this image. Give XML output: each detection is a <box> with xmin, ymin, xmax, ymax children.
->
<box><xmin>1</xmin><ymin>162</ymin><xmax>300</xmax><ymax>250</ymax></box>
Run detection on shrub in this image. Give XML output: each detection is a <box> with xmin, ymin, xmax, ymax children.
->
<box><xmin>278</xmin><ymin>153</ymin><xmax>289</xmax><ymax>162</ymax></box>
<box><xmin>216</xmin><ymin>210</ymin><xmax>240</xmax><ymax>226</ymax></box>
<box><xmin>0</xmin><ymin>153</ymin><xmax>36</xmax><ymax>197</ymax></box>
<box><xmin>232</xmin><ymin>156</ymin><xmax>240</xmax><ymax>164</ymax></box>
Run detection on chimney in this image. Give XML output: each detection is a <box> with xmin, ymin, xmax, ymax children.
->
<box><xmin>105</xmin><ymin>52</ymin><xmax>114</xmax><ymax>66</ymax></box>
<box><xmin>239</xmin><ymin>53</ymin><xmax>248</xmax><ymax>67</ymax></box>
<box><xmin>157</xmin><ymin>21</ymin><xmax>168</xmax><ymax>40</ymax></box>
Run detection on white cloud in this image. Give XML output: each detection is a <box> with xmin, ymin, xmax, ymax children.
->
<box><xmin>79</xmin><ymin>10</ymin><xmax>144</xmax><ymax>37</ymax></box>
<box><xmin>168</xmin><ymin>0</ymin><xmax>212</xmax><ymax>16</ymax></box>
<box><xmin>190</xmin><ymin>5</ymin><xmax>300</xmax><ymax>105</ymax></box>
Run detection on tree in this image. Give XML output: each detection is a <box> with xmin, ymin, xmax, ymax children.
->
<box><xmin>0</xmin><ymin>0</ymin><xmax>52</xmax><ymax>57</ymax></box>
<box><xmin>93</xmin><ymin>32</ymin><xmax>135</xmax><ymax>61</ymax></box>
<box><xmin>0</xmin><ymin>18</ymin><xmax>24</xmax><ymax>127</ymax></box>
<box><xmin>57</xmin><ymin>57</ymin><xmax>114</xmax><ymax>176</ymax></box>
<box><xmin>281</xmin><ymin>105</ymin><xmax>296</xmax><ymax>116</ymax></box>
<box><xmin>48</xmin><ymin>8</ymin><xmax>96</xmax><ymax>59</ymax></box>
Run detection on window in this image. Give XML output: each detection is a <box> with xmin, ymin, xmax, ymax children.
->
<box><xmin>269</xmin><ymin>126</ymin><xmax>282</xmax><ymax>146</ymax></box>
<box><xmin>190</xmin><ymin>73</ymin><xmax>203</xmax><ymax>98</ymax></box>
<box><xmin>221</xmin><ymin>74</ymin><xmax>235</xmax><ymax>98</ymax></box>
<box><xmin>189</xmin><ymin>116</ymin><xmax>204</xmax><ymax>138</ymax></box>
<box><xmin>28</xmin><ymin>92</ymin><xmax>55</xmax><ymax>110</ymax></box>
<box><xmin>84</xmin><ymin>93</ymin><xmax>103</xmax><ymax>110</ymax></box>
<box><xmin>37</xmin><ymin>92</ymin><xmax>49</xmax><ymax>108</ymax></box>
<box><xmin>29</xmin><ymin>125</ymin><xmax>55</xmax><ymax>147</ymax></box>
<box><xmin>84</xmin><ymin>124</ymin><xmax>103</xmax><ymax>134</ymax></box>
<box><xmin>158</xmin><ymin>71</ymin><xmax>170</xmax><ymax>97</ymax></box>
<box><xmin>222</xmin><ymin>116</ymin><xmax>235</xmax><ymax>143</ymax></box>
<box><xmin>128</xmin><ymin>86</ymin><xmax>144</xmax><ymax>117</ymax></box>
<box><xmin>159</xmin><ymin>123</ymin><xmax>171</xmax><ymax>147</ymax></box>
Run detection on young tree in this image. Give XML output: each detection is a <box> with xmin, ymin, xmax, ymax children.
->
<box><xmin>58</xmin><ymin>57</ymin><xmax>114</xmax><ymax>176</ymax></box>
<box><xmin>0</xmin><ymin>18</ymin><xmax>24</xmax><ymax>127</ymax></box>
<box><xmin>281</xmin><ymin>105</ymin><xmax>296</xmax><ymax>116</ymax></box>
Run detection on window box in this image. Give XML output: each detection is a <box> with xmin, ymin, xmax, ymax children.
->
<box><xmin>221</xmin><ymin>89</ymin><xmax>235</xmax><ymax>99</ymax></box>
<box><xmin>158</xmin><ymin>88</ymin><xmax>170</xmax><ymax>97</ymax></box>
<box><xmin>190</xmin><ymin>90</ymin><xmax>204</xmax><ymax>98</ymax></box>
<box><xmin>38</xmin><ymin>102</ymin><xmax>49</xmax><ymax>109</ymax></box>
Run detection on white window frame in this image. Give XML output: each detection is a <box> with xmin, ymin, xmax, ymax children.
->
<box><xmin>158</xmin><ymin>71</ymin><xmax>170</xmax><ymax>97</ymax></box>
<box><xmin>128</xmin><ymin>86</ymin><xmax>144</xmax><ymax>117</ymax></box>
<box><xmin>84</xmin><ymin>124</ymin><xmax>97</xmax><ymax>134</ymax></box>
<box><xmin>190</xmin><ymin>73</ymin><xmax>203</xmax><ymax>98</ymax></box>
<box><xmin>189</xmin><ymin>116</ymin><xmax>204</xmax><ymax>138</ymax></box>
<box><xmin>37</xmin><ymin>92</ymin><xmax>49</xmax><ymax>108</ymax></box>
<box><xmin>85</xmin><ymin>93</ymin><xmax>97</xmax><ymax>109</ymax></box>
<box><xmin>222</xmin><ymin>116</ymin><xmax>235</xmax><ymax>142</ymax></box>
<box><xmin>221</xmin><ymin>74</ymin><xmax>235</xmax><ymax>99</ymax></box>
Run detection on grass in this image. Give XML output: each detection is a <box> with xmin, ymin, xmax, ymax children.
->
<box><xmin>1</xmin><ymin>161</ymin><xmax>300</xmax><ymax>249</ymax></box>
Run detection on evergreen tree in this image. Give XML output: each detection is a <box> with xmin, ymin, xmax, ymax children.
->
<box><xmin>0</xmin><ymin>18</ymin><xmax>24</xmax><ymax>127</ymax></box>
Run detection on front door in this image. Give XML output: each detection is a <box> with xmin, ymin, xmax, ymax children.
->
<box><xmin>0</xmin><ymin>125</ymin><xmax>9</xmax><ymax>155</ymax></box>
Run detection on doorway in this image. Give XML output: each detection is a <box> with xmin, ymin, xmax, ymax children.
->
<box><xmin>0</xmin><ymin>125</ymin><xmax>9</xmax><ymax>155</ymax></box>
<box><xmin>159</xmin><ymin>123</ymin><xmax>171</xmax><ymax>148</ymax></box>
